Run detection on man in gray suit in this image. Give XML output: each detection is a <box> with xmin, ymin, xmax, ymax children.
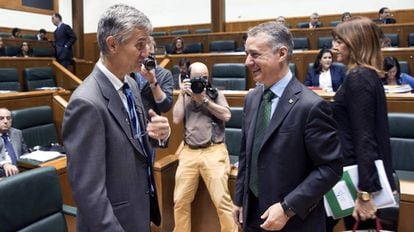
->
<box><xmin>232</xmin><ymin>22</ymin><xmax>342</xmax><ymax>232</ymax></box>
<box><xmin>0</xmin><ymin>108</ymin><xmax>29</xmax><ymax>177</ymax></box>
<box><xmin>62</xmin><ymin>4</ymin><xmax>170</xmax><ymax>231</ymax></box>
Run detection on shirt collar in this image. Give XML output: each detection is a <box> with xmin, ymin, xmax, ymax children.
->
<box><xmin>267</xmin><ymin>69</ymin><xmax>293</xmax><ymax>97</ymax></box>
<box><xmin>96</xmin><ymin>59</ymin><xmax>129</xmax><ymax>91</ymax></box>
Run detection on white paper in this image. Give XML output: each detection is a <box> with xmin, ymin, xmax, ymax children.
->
<box><xmin>333</xmin><ymin>180</ymin><xmax>355</xmax><ymax>210</ymax></box>
<box><xmin>20</xmin><ymin>151</ymin><xmax>63</xmax><ymax>162</ymax></box>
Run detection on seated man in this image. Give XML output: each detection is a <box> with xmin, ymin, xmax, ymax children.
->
<box><xmin>309</xmin><ymin>12</ymin><xmax>321</xmax><ymax>28</ymax></box>
<box><xmin>374</xmin><ymin>7</ymin><xmax>396</xmax><ymax>24</ymax></box>
<box><xmin>0</xmin><ymin>108</ymin><xmax>29</xmax><ymax>177</ymax></box>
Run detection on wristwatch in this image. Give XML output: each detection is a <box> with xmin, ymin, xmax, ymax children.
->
<box><xmin>357</xmin><ymin>191</ymin><xmax>372</xmax><ymax>202</ymax></box>
<box><xmin>281</xmin><ymin>200</ymin><xmax>296</xmax><ymax>218</ymax></box>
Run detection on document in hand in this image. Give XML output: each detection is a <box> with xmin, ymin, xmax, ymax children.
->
<box><xmin>324</xmin><ymin>160</ymin><xmax>396</xmax><ymax>219</ymax></box>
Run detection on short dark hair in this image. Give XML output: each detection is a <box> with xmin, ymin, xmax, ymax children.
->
<box><xmin>379</xmin><ymin>7</ymin><xmax>388</xmax><ymax>15</ymax></box>
<box><xmin>178</xmin><ymin>58</ymin><xmax>190</xmax><ymax>68</ymax></box>
<box><xmin>383</xmin><ymin>56</ymin><xmax>401</xmax><ymax>80</ymax></box>
<box><xmin>39</xmin><ymin>29</ymin><xmax>47</xmax><ymax>34</ymax></box>
<box><xmin>53</xmin><ymin>12</ymin><xmax>62</xmax><ymax>21</ymax></box>
<box><xmin>12</xmin><ymin>27</ymin><xmax>20</xmax><ymax>37</ymax></box>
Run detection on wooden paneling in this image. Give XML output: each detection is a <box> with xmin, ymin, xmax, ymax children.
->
<box><xmin>0</xmin><ymin>0</ymin><xmax>58</xmax><ymax>15</ymax></box>
<box><xmin>83</xmin><ymin>33</ymin><xmax>99</xmax><ymax>62</ymax></box>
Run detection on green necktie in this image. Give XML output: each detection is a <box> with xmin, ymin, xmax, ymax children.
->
<box><xmin>249</xmin><ymin>89</ymin><xmax>275</xmax><ymax>197</ymax></box>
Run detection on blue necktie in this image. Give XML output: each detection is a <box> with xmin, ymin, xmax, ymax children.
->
<box><xmin>122</xmin><ymin>83</ymin><xmax>155</xmax><ymax>195</ymax></box>
<box><xmin>249</xmin><ymin>89</ymin><xmax>275</xmax><ymax>197</ymax></box>
<box><xmin>2</xmin><ymin>134</ymin><xmax>17</xmax><ymax>165</ymax></box>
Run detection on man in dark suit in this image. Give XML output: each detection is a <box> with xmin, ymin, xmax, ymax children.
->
<box><xmin>232</xmin><ymin>22</ymin><xmax>342</xmax><ymax>232</ymax></box>
<box><xmin>52</xmin><ymin>12</ymin><xmax>77</xmax><ymax>68</ymax></box>
<box><xmin>374</xmin><ymin>7</ymin><xmax>397</xmax><ymax>24</ymax></box>
<box><xmin>0</xmin><ymin>108</ymin><xmax>29</xmax><ymax>177</ymax></box>
<box><xmin>62</xmin><ymin>4</ymin><xmax>170</xmax><ymax>231</ymax></box>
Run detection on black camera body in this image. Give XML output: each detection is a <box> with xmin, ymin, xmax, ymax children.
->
<box><xmin>190</xmin><ymin>77</ymin><xmax>207</xmax><ymax>94</ymax></box>
<box><xmin>143</xmin><ymin>55</ymin><xmax>156</xmax><ymax>70</ymax></box>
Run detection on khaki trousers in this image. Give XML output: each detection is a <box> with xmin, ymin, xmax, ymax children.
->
<box><xmin>173</xmin><ymin>143</ymin><xmax>237</xmax><ymax>232</ymax></box>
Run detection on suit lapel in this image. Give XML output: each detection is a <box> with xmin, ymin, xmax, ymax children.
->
<box><xmin>262</xmin><ymin>78</ymin><xmax>302</xmax><ymax>145</ymax></box>
<box><xmin>93</xmin><ymin>67</ymin><xmax>145</xmax><ymax>157</ymax></box>
<box><xmin>245</xmin><ymin>88</ymin><xmax>262</xmax><ymax>161</ymax></box>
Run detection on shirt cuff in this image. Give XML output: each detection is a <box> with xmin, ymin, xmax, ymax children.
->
<box><xmin>158</xmin><ymin>126</ymin><xmax>171</xmax><ymax>146</ymax></box>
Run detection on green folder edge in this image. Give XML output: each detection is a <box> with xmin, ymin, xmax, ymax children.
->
<box><xmin>325</xmin><ymin>171</ymin><xmax>358</xmax><ymax>219</ymax></box>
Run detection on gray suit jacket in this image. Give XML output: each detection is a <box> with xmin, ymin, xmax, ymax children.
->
<box><xmin>63</xmin><ymin>66</ymin><xmax>160</xmax><ymax>231</ymax></box>
<box><xmin>235</xmin><ymin>77</ymin><xmax>342</xmax><ymax>231</ymax></box>
<box><xmin>0</xmin><ymin>127</ymin><xmax>29</xmax><ymax>165</ymax></box>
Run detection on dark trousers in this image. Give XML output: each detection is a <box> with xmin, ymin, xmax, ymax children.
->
<box><xmin>245</xmin><ymin>190</ymin><xmax>269</xmax><ymax>232</ymax></box>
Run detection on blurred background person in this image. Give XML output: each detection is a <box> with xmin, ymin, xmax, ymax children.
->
<box><xmin>11</xmin><ymin>27</ymin><xmax>22</xmax><ymax>39</ymax></box>
<box><xmin>304</xmin><ymin>48</ymin><xmax>346</xmax><ymax>92</ymax></box>
<box><xmin>36</xmin><ymin>28</ymin><xmax>48</xmax><ymax>41</ymax></box>
<box><xmin>52</xmin><ymin>12</ymin><xmax>77</xmax><ymax>68</ymax></box>
<box><xmin>0</xmin><ymin>37</ymin><xmax>4</xmax><ymax>56</ymax></box>
<box><xmin>172</xmin><ymin>37</ymin><xmax>185</xmax><ymax>54</ymax></box>
<box><xmin>235</xmin><ymin>34</ymin><xmax>247</xmax><ymax>52</ymax></box>
<box><xmin>341</xmin><ymin>12</ymin><xmax>352</xmax><ymax>22</ymax></box>
<box><xmin>276</xmin><ymin>16</ymin><xmax>287</xmax><ymax>26</ymax></box>
<box><xmin>309</xmin><ymin>12</ymin><xmax>321</xmax><ymax>28</ymax></box>
<box><xmin>374</xmin><ymin>7</ymin><xmax>396</xmax><ymax>24</ymax></box>
<box><xmin>329</xmin><ymin>16</ymin><xmax>397</xmax><ymax>231</ymax></box>
<box><xmin>382</xmin><ymin>56</ymin><xmax>414</xmax><ymax>89</ymax></box>
<box><xmin>17</xmin><ymin>42</ymin><xmax>32</xmax><ymax>57</ymax></box>
<box><xmin>173</xmin><ymin>57</ymin><xmax>190</xmax><ymax>90</ymax></box>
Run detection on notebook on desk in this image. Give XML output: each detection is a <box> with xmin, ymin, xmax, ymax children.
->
<box><xmin>19</xmin><ymin>151</ymin><xmax>65</xmax><ymax>165</ymax></box>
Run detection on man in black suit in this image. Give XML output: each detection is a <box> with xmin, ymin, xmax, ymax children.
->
<box><xmin>232</xmin><ymin>21</ymin><xmax>342</xmax><ymax>232</ymax></box>
<box><xmin>374</xmin><ymin>7</ymin><xmax>397</xmax><ymax>24</ymax></box>
<box><xmin>52</xmin><ymin>12</ymin><xmax>77</xmax><ymax>68</ymax></box>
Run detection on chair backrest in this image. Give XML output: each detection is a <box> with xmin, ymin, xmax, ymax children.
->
<box><xmin>0</xmin><ymin>68</ymin><xmax>21</xmax><ymax>91</ymax></box>
<box><xmin>318</xmin><ymin>36</ymin><xmax>333</xmax><ymax>49</ymax></box>
<box><xmin>0</xmin><ymin>32</ymin><xmax>11</xmax><ymax>37</ymax></box>
<box><xmin>296</xmin><ymin>22</ymin><xmax>309</xmax><ymax>28</ymax></box>
<box><xmin>225</xmin><ymin>107</ymin><xmax>243</xmax><ymax>164</ymax></box>
<box><xmin>293</xmin><ymin>37</ymin><xmax>309</xmax><ymax>50</ymax></box>
<box><xmin>385</xmin><ymin>33</ymin><xmax>399</xmax><ymax>47</ymax></box>
<box><xmin>388</xmin><ymin>113</ymin><xmax>414</xmax><ymax>173</ymax></box>
<box><xmin>211</xmin><ymin>63</ymin><xmax>247</xmax><ymax>90</ymax></box>
<box><xmin>24</xmin><ymin>66</ymin><xmax>56</xmax><ymax>91</ymax></box>
<box><xmin>21</xmin><ymin>34</ymin><xmax>37</xmax><ymax>40</ymax></box>
<box><xmin>0</xmin><ymin>166</ymin><xmax>67</xmax><ymax>232</ymax></box>
<box><xmin>399</xmin><ymin>61</ymin><xmax>410</xmax><ymax>75</ymax></box>
<box><xmin>209</xmin><ymin>40</ymin><xmax>236</xmax><ymax>53</ymax></box>
<box><xmin>409</xmin><ymin>33</ymin><xmax>414</xmax><ymax>47</ymax></box>
<box><xmin>330</xmin><ymin>20</ymin><xmax>341</xmax><ymax>27</ymax></box>
<box><xmin>194</xmin><ymin>28</ymin><xmax>212</xmax><ymax>34</ymax></box>
<box><xmin>4</xmin><ymin>46</ymin><xmax>19</xmax><ymax>56</ymax></box>
<box><xmin>151</xmin><ymin>31</ymin><xmax>168</xmax><ymax>37</ymax></box>
<box><xmin>184</xmin><ymin>42</ymin><xmax>204</xmax><ymax>53</ymax></box>
<box><xmin>171</xmin><ymin>29</ymin><xmax>190</xmax><ymax>35</ymax></box>
<box><xmin>289</xmin><ymin>63</ymin><xmax>297</xmax><ymax>76</ymax></box>
<box><xmin>11</xmin><ymin>105</ymin><xmax>58</xmax><ymax>148</ymax></box>
<box><xmin>32</xmin><ymin>47</ymin><xmax>54</xmax><ymax>57</ymax></box>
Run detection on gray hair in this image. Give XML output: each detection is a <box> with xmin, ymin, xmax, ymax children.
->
<box><xmin>247</xmin><ymin>21</ymin><xmax>293</xmax><ymax>60</ymax></box>
<box><xmin>97</xmin><ymin>4</ymin><xmax>152</xmax><ymax>55</ymax></box>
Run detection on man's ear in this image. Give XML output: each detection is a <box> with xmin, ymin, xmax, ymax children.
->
<box><xmin>106</xmin><ymin>36</ymin><xmax>117</xmax><ymax>53</ymax></box>
<box><xmin>278</xmin><ymin>46</ymin><xmax>289</xmax><ymax>62</ymax></box>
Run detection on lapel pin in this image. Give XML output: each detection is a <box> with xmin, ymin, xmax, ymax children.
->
<box><xmin>288</xmin><ymin>99</ymin><xmax>293</xmax><ymax>104</ymax></box>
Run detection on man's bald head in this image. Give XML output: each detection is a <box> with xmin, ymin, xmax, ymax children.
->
<box><xmin>189</xmin><ymin>62</ymin><xmax>209</xmax><ymax>79</ymax></box>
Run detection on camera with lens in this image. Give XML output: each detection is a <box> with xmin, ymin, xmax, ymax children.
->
<box><xmin>143</xmin><ymin>55</ymin><xmax>156</xmax><ymax>70</ymax></box>
<box><xmin>190</xmin><ymin>77</ymin><xmax>207</xmax><ymax>94</ymax></box>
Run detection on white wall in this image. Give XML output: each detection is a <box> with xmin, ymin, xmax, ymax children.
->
<box><xmin>0</xmin><ymin>1</ymin><xmax>413</xmax><ymax>33</ymax></box>
<box><xmin>0</xmin><ymin>0</ymin><xmax>72</xmax><ymax>33</ymax></box>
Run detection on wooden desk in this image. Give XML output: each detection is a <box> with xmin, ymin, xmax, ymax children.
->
<box><xmin>18</xmin><ymin>156</ymin><xmax>75</xmax><ymax>206</ymax></box>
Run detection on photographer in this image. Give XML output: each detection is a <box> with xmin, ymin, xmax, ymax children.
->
<box><xmin>133</xmin><ymin>36</ymin><xmax>173</xmax><ymax>115</ymax></box>
<box><xmin>172</xmin><ymin>62</ymin><xmax>237</xmax><ymax>232</ymax></box>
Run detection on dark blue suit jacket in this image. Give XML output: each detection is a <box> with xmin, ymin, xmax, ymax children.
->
<box><xmin>54</xmin><ymin>23</ymin><xmax>77</xmax><ymax>66</ymax></box>
<box><xmin>304</xmin><ymin>64</ymin><xmax>346</xmax><ymax>92</ymax></box>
